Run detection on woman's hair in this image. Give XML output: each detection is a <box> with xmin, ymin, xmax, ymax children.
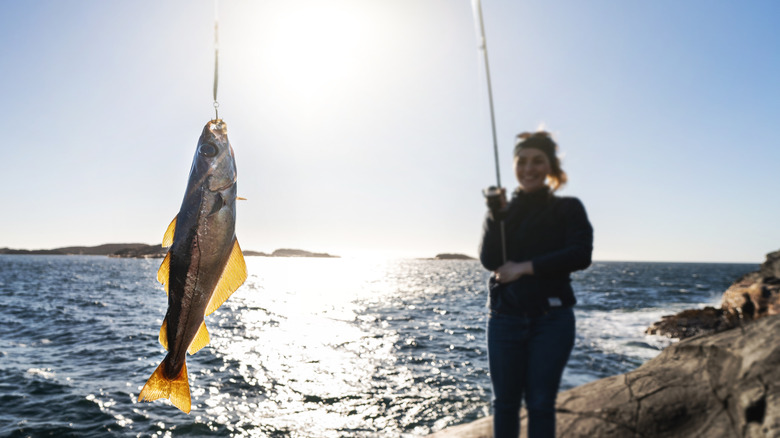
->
<box><xmin>514</xmin><ymin>131</ymin><xmax>567</xmax><ymax>191</ymax></box>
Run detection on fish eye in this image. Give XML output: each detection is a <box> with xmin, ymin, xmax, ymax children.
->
<box><xmin>199</xmin><ymin>143</ymin><xmax>218</xmax><ymax>158</ymax></box>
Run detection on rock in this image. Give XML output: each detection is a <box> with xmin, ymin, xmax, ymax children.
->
<box><xmin>648</xmin><ymin>250</ymin><xmax>780</xmax><ymax>339</ymax></box>
<box><xmin>428</xmin><ymin>314</ymin><xmax>780</xmax><ymax>438</ymax></box>
<box><xmin>428</xmin><ymin>417</ymin><xmax>492</xmax><ymax>438</ymax></box>
<box><xmin>645</xmin><ymin>307</ymin><xmax>741</xmax><ymax>339</ymax></box>
<box><xmin>759</xmin><ymin>250</ymin><xmax>780</xmax><ymax>279</ymax></box>
<box><xmin>720</xmin><ymin>252</ymin><xmax>780</xmax><ymax>320</ymax></box>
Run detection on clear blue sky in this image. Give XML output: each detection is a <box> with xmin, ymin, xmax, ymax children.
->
<box><xmin>1</xmin><ymin>0</ymin><xmax>778</xmax><ymax>262</ymax></box>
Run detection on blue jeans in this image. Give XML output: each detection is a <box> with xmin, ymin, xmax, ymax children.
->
<box><xmin>487</xmin><ymin>307</ymin><xmax>575</xmax><ymax>438</ymax></box>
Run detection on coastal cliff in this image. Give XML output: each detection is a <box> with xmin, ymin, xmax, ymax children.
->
<box><xmin>647</xmin><ymin>250</ymin><xmax>780</xmax><ymax>339</ymax></box>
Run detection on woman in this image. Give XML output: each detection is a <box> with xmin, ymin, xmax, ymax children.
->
<box><xmin>479</xmin><ymin>131</ymin><xmax>593</xmax><ymax>438</ymax></box>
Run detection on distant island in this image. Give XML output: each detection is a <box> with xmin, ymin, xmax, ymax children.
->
<box><xmin>264</xmin><ymin>248</ymin><xmax>339</xmax><ymax>258</ymax></box>
<box><xmin>0</xmin><ymin>243</ymin><xmax>154</xmax><ymax>256</ymax></box>
<box><xmin>242</xmin><ymin>248</ymin><xmax>339</xmax><ymax>258</ymax></box>
<box><xmin>0</xmin><ymin>244</ymin><xmax>339</xmax><ymax>259</ymax></box>
<box><xmin>0</xmin><ymin>245</ymin><xmax>476</xmax><ymax>261</ymax></box>
<box><xmin>424</xmin><ymin>253</ymin><xmax>476</xmax><ymax>261</ymax></box>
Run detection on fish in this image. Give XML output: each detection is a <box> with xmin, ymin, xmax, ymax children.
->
<box><xmin>138</xmin><ymin>119</ymin><xmax>247</xmax><ymax>413</ymax></box>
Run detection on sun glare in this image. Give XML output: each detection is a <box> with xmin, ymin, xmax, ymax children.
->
<box><xmin>263</xmin><ymin>4</ymin><xmax>369</xmax><ymax>102</ymax></box>
<box><xmin>200</xmin><ymin>257</ymin><xmax>412</xmax><ymax>433</ymax></box>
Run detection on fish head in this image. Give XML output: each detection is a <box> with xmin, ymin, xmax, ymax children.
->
<box><xmin>190</xmin><ymin>119</ymin><xmax>237</xmax><ymax>193</ymax></box>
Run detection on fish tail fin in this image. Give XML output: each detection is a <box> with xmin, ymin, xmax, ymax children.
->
<box><xmin>138</xmin><ymin>359</ymin><xmax>191</xmax><ymax>413</ymax></box>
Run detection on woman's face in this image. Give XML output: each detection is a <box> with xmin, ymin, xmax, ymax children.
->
<box><xmin>514</xmin><ymin>148</ymin><xmax>551</xmax><ymax>192</ymax></box>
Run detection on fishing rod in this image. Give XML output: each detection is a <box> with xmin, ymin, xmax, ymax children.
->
<box><xmin>213</xmin><ymin>0</ymin><xmax>220</xmax><ymax>121</ymax></box>
<box><xmin>472</xmin><ymin>0</ymin><xmax>507</xmax><ymax>263</ymax></box>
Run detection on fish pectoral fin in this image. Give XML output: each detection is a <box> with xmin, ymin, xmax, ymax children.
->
<box><xmin>159</xmin><ymin>317</ymin><xmax>169</xmax><ymax>350</ymax></box>
<box><xmin>205</xmin><ymin>239</ymin><xmax>248</xmax><ymax>316</ymax></box>
<box><xmin>162</xmin><ymin>216</ymin><xmax>177</xmax><ymax>248</ymax></box>
<box><xmin>138</xmin><ymin>360</ymin><xmax>191</xmax><ymax>414</ymax></box>
<box><xmin>237</xmin><ymin>196</ymin><xmax>247</xmax><ymax>201</ymax></box>
<box><xmin>187</xmin><ymin>322</ymin><xmax>210</xmax><ymax>355</ymax></box>
<box><xmin>157</xmin><ymin>251</ymin><xmax>171</xmax><ymax>295</ymax></box>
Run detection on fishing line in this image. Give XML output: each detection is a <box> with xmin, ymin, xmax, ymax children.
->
<box><xmin>472</xmin><ymin>0</ymin><xmax>507</xmax><ymax>263</ymax></box>
<box><xmin>213</xmin><ymin>0</ymin><xmax>220</xmax><ymax>120</ymax></box>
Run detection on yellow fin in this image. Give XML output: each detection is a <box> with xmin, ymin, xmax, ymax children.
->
<box><xmin>138</xmin><ymin>361</ymin><xmax>191</xmax><ymax>414</ymax></box>
<box><xmin>162</xmin><ymin>216</ymin><xmax>177</xmax><ymax>248</ymax></box>
<box><xmin>157</xmin><ymin>251</ymin><xmax>170</xmax><ymax>295</ymax></box>
<box><xmin>187</xmin><ymin>322</ymin><xmax>210</xmax><ymax>355</ymax></box>
<box><xmin>237</xmin><ymin>197</ymin><xmax>247</xmax><ymax>201</ymax></box>
<box><xmin>159</xmin><ymin>318</ymin><xmax>168</xmax><ymax>350</ymax></box>
<box><xmin>205</xmin><ymin>240</ymin><xmax>247</xmax><ymax>316</ymax></box>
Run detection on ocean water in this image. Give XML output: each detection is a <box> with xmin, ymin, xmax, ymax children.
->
<box><xmin>0</xmin><ymin>255</ymin><xmax>755</xmax><ymax>437</ymax></box>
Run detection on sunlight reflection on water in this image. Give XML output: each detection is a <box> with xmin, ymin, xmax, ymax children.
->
<box><xmin>197</xmin><ymin>257</ymin><xmax>448</xmax><ymax>437</ymax></box>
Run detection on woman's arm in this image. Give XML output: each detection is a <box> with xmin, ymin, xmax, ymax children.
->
<box><xmin>532</xmin><ymin>198</ymin><xmax>594</xmax><ymax>276</ymax></box>
<box><xmin>479</xmin><ymin>212</ymin><xmax>506</xmax><ymax>271</ymax></box>
<box><xmin>478</xmin><ymin>188</ymin><xmax>508</xmax><ymax>271</ymax></box>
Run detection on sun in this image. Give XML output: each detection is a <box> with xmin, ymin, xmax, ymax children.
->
<box><xmin>261</xmin><ymin>3</ymin><xmax>370</xmax><ymax>102</ymax></box>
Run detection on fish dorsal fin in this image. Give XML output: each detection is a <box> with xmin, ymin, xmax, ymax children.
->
<box><xmin>205</xmin><ymin>240</ymin><xmax>247</xmax><ymax>316</ymax></box>
<box><xmin>157</xmin><ymin>251</ymin><xmax>171</xmax><ymax>295</ymax></box>
<box><xmin>162</xmin><ymin>216</ymin><xmax>177</xmax><ymax>248</ymax></box>
<box><xmin>159</xmin><ymin>317</ymin><xmax>169</xmax><ymax>350</ymax></box>
<box><xmin>187</xmin><ymin>322</ymin><xmax>210</xmax><ymax>355</ymax></box>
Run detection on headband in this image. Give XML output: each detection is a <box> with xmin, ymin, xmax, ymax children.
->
<box><xmin>514</xmin><ymin>134</ymin><xmax>556</xmax><ymax>164</ymax></box>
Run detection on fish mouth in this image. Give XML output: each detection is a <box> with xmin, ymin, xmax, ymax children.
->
<box><xmin>208</xmin><ymin>119</ymin><xmax>227</xmax><ymax>134</ymax></box>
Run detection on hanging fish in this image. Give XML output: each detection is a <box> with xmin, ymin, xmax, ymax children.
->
<box><xmin>138</xmin><ymin>119</ymin><xmax>247</xmax><ymax>413</ymax></box>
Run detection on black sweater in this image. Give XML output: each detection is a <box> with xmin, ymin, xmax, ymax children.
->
<box><xmin>479</xmin><ymin>187</ymin><xmax>593</xmax><ymax>315</ymax></box>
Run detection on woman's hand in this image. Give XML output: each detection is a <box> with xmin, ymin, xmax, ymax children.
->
<box><xmin>483</xmin><ymin>186</ymin><xmax>507</xmax><ymax>219</ymax></box>
<box><xmin>493</xmin><ymin>261</ymin><xmax>534</xmax><ymax>284</ymax></box>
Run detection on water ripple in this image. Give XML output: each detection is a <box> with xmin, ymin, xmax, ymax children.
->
<box><xmin>0</xmin><ymin>255</ymin><xmax>755</xmax><ymax>437</ymax></box>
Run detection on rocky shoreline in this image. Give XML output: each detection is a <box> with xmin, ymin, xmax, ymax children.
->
<box><xmin>647</xmin><ymin>250</ymin><xmax>780</xmax><ymax>340</ymax></box>
<box><xmin>429</xmin><ymin>250</ymin><xmax>780</xmax><ymax>437</ymax></box>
